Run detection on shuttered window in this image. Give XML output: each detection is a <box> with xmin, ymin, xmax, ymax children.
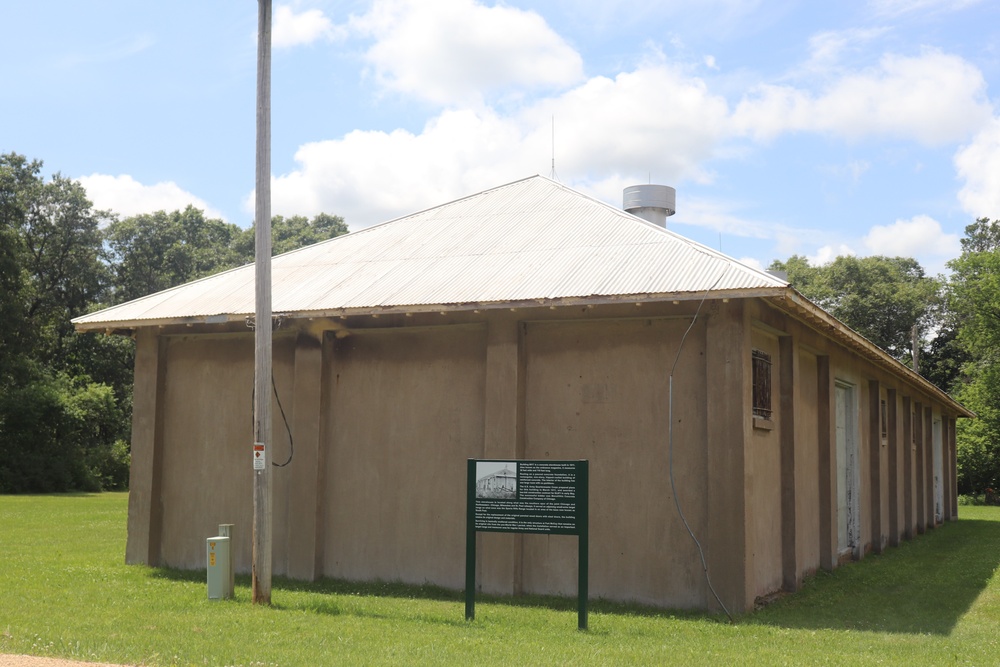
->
<box><xmin>752</xmin><ymin>349</ymin><xmax>772</xmax><ymax>420</ymax></box>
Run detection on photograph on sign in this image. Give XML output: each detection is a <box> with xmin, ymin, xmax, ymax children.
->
<box><xmin>475</xmin><ymin>461</ymin><xmax>517</xmax><ymax>499</ymax></box>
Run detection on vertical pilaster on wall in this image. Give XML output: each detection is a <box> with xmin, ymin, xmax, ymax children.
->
<box><xmin>902</xmin><ymin>397</ymin><xmax>913</xmax><ymax>540</ymax></box>
<box><xmin>924</xmin><ymin>407</ymin><xmax>935</xmax><ymax>528</ymax></box>
<box><xmin>706</xmin><ymin>300</ymin><xmax>749</xmax><ymax>613</ymax></box>
<box><xmin>778</xmin><ymin>335</ymin><xmax>798</xmax><ymax>591</ymax></box>
<box><xmin>914</xmin><ymin>402</ymin><xmax>926</xmax><ymax>534</ymax></box>
<box><xmin>316</xmin><ymin>333</ymin><xmax>335</xmax><ymax>577</ymax></box>
<box><xmin>886</xmin><ymin>389</ymin><xmax>899</xmax><ymax>547</ymax></box>
<box><xmin>283</xmin><ymin>333</ymin><xmax>324</xmax><ymax>580</ymax></box>
<box><xmin>948</xmin><ymin>417</ymin><xmax>959</xmax><ymax>520</ymax></box>
<box><xmin>480</xmin><ymin>315</ymin><xmax>524</xmax><ymax>595</ymax></box>
<box><xmin>868</xmin><ymin>380</ymin><xmax>884</xmax><ymax>554</ymax></box>
<box><xmin>817</xmin><ymin>356</ymin><xmax>836</xmax><ymax>571</ymax></box>
<box><xmin>941</xmin><ymin>417</ymin><xmax>952</xmax><ymax>522</ymax></box>
<box><xmin>125</xmin><ymin>329</ymin><xmax>166</xmax><ymax>566</ymax></box>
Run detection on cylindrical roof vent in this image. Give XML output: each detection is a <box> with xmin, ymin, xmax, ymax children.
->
<box><xmin>624</xmin><ymin>184</ymin><xmax>676</xmax><ymax>227</ymax></box>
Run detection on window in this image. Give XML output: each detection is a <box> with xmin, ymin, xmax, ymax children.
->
<box><xmin>880</xmin><ymin>399</ymin><xmax>888</xmax><ymax>440</ymax></box>
<box><xmin>752</xmin><ymin>349</ymin><xmax>772</xmax><ymax>420</ymax></box>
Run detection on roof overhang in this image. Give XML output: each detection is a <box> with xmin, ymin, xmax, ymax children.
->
<box><xmin>764</xmin><ymin>288</ymin><xmax>973</xmax><ymax>419</ymax></box>
<box><xmin>73</xmin><ymin>286</ymin><xmax>792</xmax><ymax>333</ymax></box>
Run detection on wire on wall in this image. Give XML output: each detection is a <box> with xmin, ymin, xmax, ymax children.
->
<box><xmin>246</xmin><ymin>315</ymin><xmax>294</xmax><ymax>467</ymax></box>
<box><xmin>667</xmin><ymin>267</ymin><xmax>734</xmax><ymax>622</ymax></box>
<box><xmin>250</xmin><ymin>375</ymin><xmax>294</xmax><ymax>468</ymax></box>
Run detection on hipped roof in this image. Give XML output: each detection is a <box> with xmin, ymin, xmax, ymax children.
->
<box><xmin>72</xmin><ymin>175</ymin><xmax>971</xmax><ymax>416</ymax></box>
<box><xmin>73</xmin><ymin>175</ymin><xmax>785</xmax><ymax>329</ymax></box>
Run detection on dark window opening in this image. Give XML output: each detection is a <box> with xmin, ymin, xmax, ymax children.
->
<box><xmin>752</xmin><ymin>349</ymin><xmax>772</xmax><ymax>420</ymax></box>
<box><xmin>880</xmin><ymin>399</ymin><xmax>888</xmax><ymax>440</ymax></box>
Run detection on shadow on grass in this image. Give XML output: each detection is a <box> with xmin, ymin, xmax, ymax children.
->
<box><xmin>145</xmin><ymin>563</ymin><xmax>718</xmax><ymax>624</ymax></box>
<box><xmin>749</xmin><ymin>517</ymin><xmax>1000</xmax><ymax>635</ymax></box>
<box><xmin>143</xmin><ymin>516</ymin><xmax>999</xmax><ymax>634</ymax></box>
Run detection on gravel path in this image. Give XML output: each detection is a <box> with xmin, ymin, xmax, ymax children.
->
<box><xmin>0</xmin><ymin>656</ymin><xmax>131</xmax><ymax>667</ymax></box>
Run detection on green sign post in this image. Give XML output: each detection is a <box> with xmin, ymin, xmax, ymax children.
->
<box><xmin>465</xmin><ymin>459</ymin><xmax>589</xmax><ymax>630</ymax></box>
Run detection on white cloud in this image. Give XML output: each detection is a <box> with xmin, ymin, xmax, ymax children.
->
<box><xmin>737</xmin><ymin>256</ymin><xmax>765</xmax><ymax>271</ymax></box>
<box><xmin>955</xmin><ymin>117</ymin><xmax>1000</xmax><ymax>219</ymax></box>
<box><xmin>862</xmin><ymin>214</ymin><xmax>960</xmax><ymax>258</ymax></box>
<box><xmin>262</xmin><ymin>108</ymin><xmax>536</xmax><ymax>228</ymax></box>
<box><xmin>79</xmin><ymin>174</ymin><xmax>226</xmax><ymax>221</ymax></box>
<box><xmin>351</xmin><ymin>0</ymin><xmax>584</xmax><ymax>106</ymax></box>
<box><xmin>258</xmin><ymin>63</ymin><xmax>731</xmax><ymax>228</ymax></box>
<box><xmin>733</xmin><ymin>49</ymin><xmax>993</xmax><ymax>145</ymax></box>
<box><xmin>272</xmin><ymin>4</ymin><xmax>343</xmax><ymax>49</ymax></box>
<box><xmin>809</xmin><ymin>244</ymin><xmax>856</xmax><ymax>266</ymax></box>
<box><xmin>803</xmin><ymin>27</ymin><xmax>889</xmax><ymax>72</ymax></box>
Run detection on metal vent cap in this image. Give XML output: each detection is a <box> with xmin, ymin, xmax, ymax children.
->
<box><xmin>623</xmin><ymin>184</ymin><xmax>676</xmax><ymax>227</ymax></box>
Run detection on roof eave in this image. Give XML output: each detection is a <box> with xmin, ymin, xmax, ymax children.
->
<box><xmin>73</xmin><ymin>286</ymin><xmax>791</xmax><ymax>332</ymax></box>
<box><xmin>766</xmin><ymin>288</ymin><xmax>973</xmax><ymax>419</ymax></box>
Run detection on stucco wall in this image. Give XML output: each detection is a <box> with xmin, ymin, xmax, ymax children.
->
<box><xmin>155</xmin><ymin>334</ymin><xmax>294</xmax><ymax>572</ymax></box>
<box><xmin>125</xmin><ymin>295</ymin><xmax>963</xmax><ymax>613</ymax></box>
<box><xmin>321</xmin><ymin>325</ymin><xmax>487</xmax><ymax>589</ymax></box>
<box><xmin>520</xmin><ymin>317</ymin><xmax>708</xmax><ymax>608</ymax></box>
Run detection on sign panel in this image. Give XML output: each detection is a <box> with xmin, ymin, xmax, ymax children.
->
<box><xmin>253</xmin><ymin>442</ymin><xmax>266</xmax><ymax>470</ymax></box>
<box><xmin>473</xmin><ymin>460</ymin><xmax>584</xmax><ymax>535</ymax></box>
<box><xmin>466</xmin><ymin>459</ymin><xmax>589</xmax><ymax>629</ymax></box>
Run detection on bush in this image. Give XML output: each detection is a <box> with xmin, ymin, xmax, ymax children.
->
<box><xmin>0</xmin><ymin>372</ymin><xmax>128</xmax><ymax>493</ymax></box>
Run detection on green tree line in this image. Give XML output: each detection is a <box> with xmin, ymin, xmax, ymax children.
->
<box><xmin>0</xmin><ymin>153</ymin><xmax>347</xmax><ymax>492</ymax></box>
<box><xmin>4</xmin><ymin>151</ymin><xmax>1000</xmax><ymax>499</ymax></box>
<box><xmin>769</xmin><ymin>224</ymin><xmax>1000</xmax><ymax>499</ymax></box>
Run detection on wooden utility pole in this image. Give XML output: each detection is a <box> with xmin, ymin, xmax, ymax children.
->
<box><xmin>252</xmin><ymin>0</ymin><xmax>273</xmax><ymax>606</ymax></box>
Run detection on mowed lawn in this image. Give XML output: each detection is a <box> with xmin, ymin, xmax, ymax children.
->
<box><xmin>1</xmin><ymin>494</ymin><xmax>998</xmax><ymax>666</ymax></box>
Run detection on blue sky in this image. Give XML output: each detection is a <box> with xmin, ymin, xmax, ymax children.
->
<box><xmin>4</xmin><ymin>1</ymin><xmax>1000</xmax><ymax>275</ymax></box>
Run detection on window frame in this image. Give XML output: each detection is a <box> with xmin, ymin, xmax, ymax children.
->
<box><xmin>751</xmin><ymin>348</ymin><xmax>773</xmax><ymax>427</ymax></box>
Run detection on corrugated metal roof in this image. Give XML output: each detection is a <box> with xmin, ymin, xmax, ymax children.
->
<box><xmin>73</xmin><ymin>175</ymin><xmax>787</xmax><ymax>328</ymax></box>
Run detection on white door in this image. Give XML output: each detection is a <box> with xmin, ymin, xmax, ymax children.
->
<box><xmin>836</xmin><ymin>382</ymin><xmax>860</xmax><ymax>557</ymax></box>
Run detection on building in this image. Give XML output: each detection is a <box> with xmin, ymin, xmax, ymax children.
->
<box><xmin>73</xmin><ymin>175</ymin><xmax>971</xmax><ymax>613</ymax></box>
<box><xmin>476</xmin><ymin>465</ymin><xmax>517</xmax><ymax>499</ymax></box>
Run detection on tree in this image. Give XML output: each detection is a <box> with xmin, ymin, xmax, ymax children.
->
<box><xmin>0</xmin><ymin>153</ymin><xmax>129</xmax><ymax>492</ymax></box>
<box><xmin>769</xmin><ymin>254</ymin><xmax>941</xmax><ymax>361</ymax></box>
<box><xmin>101</xmin><ymin>206</ymin><xmax>247</xmax><ymax>305</ymax></box>
<box><xmin>946</xmin><ymin>218</ymin><xmax>1000</xmax><ymax>496</ymax></box>
<box><xmin>0</xmin><ymin>152</ymin><xmax>352</xmax><ymax>493</ymax></box>
<box><xmin>102</xmin><ymin>209</ymin><xmax>349</xmax><ymax>305</ymax></box>
<box><xmin>0</xmin><ymin>154</ymin><xmax>35</xmax><ymax>382</ymax></box>
<box><xmin>233</xmin><ymin>212</ymin><xmax>349</xmax><ymax>258</ymax></box>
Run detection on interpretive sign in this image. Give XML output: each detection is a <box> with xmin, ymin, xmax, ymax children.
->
<box><xmin>465</xmin><ymin>459</ymin><xmax>589</xmax><ymax>629</ymax></box>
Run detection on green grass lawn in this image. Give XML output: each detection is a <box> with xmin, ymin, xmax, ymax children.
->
<box><xmin>1</xmin><ymin>493</ymin><xmax>998</xmax><ymax>666</ymax></box>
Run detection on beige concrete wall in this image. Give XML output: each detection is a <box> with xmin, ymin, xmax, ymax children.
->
<box><xmin>155</xmin><ymin>334</ymin><xmax>295</xmax><ymax>573</ymax></box>
<box><xmin>125</xmin><ymin>294</ymin><xmax>967</xmax><ymax>612</ymax></box>
<box><xmin>520</xmin><ymin>317</ymin><xmax>708</xmax><ymax>608</ymax></box>
<box><xmin>747</xmin><ymin>328</ymin><xmax>783</xmax><ymax>602</ymax></box>
<box><xmin>321</xmin><ymin>325</ymin><xmax>486</xmax><ymax>589</ymax></box>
